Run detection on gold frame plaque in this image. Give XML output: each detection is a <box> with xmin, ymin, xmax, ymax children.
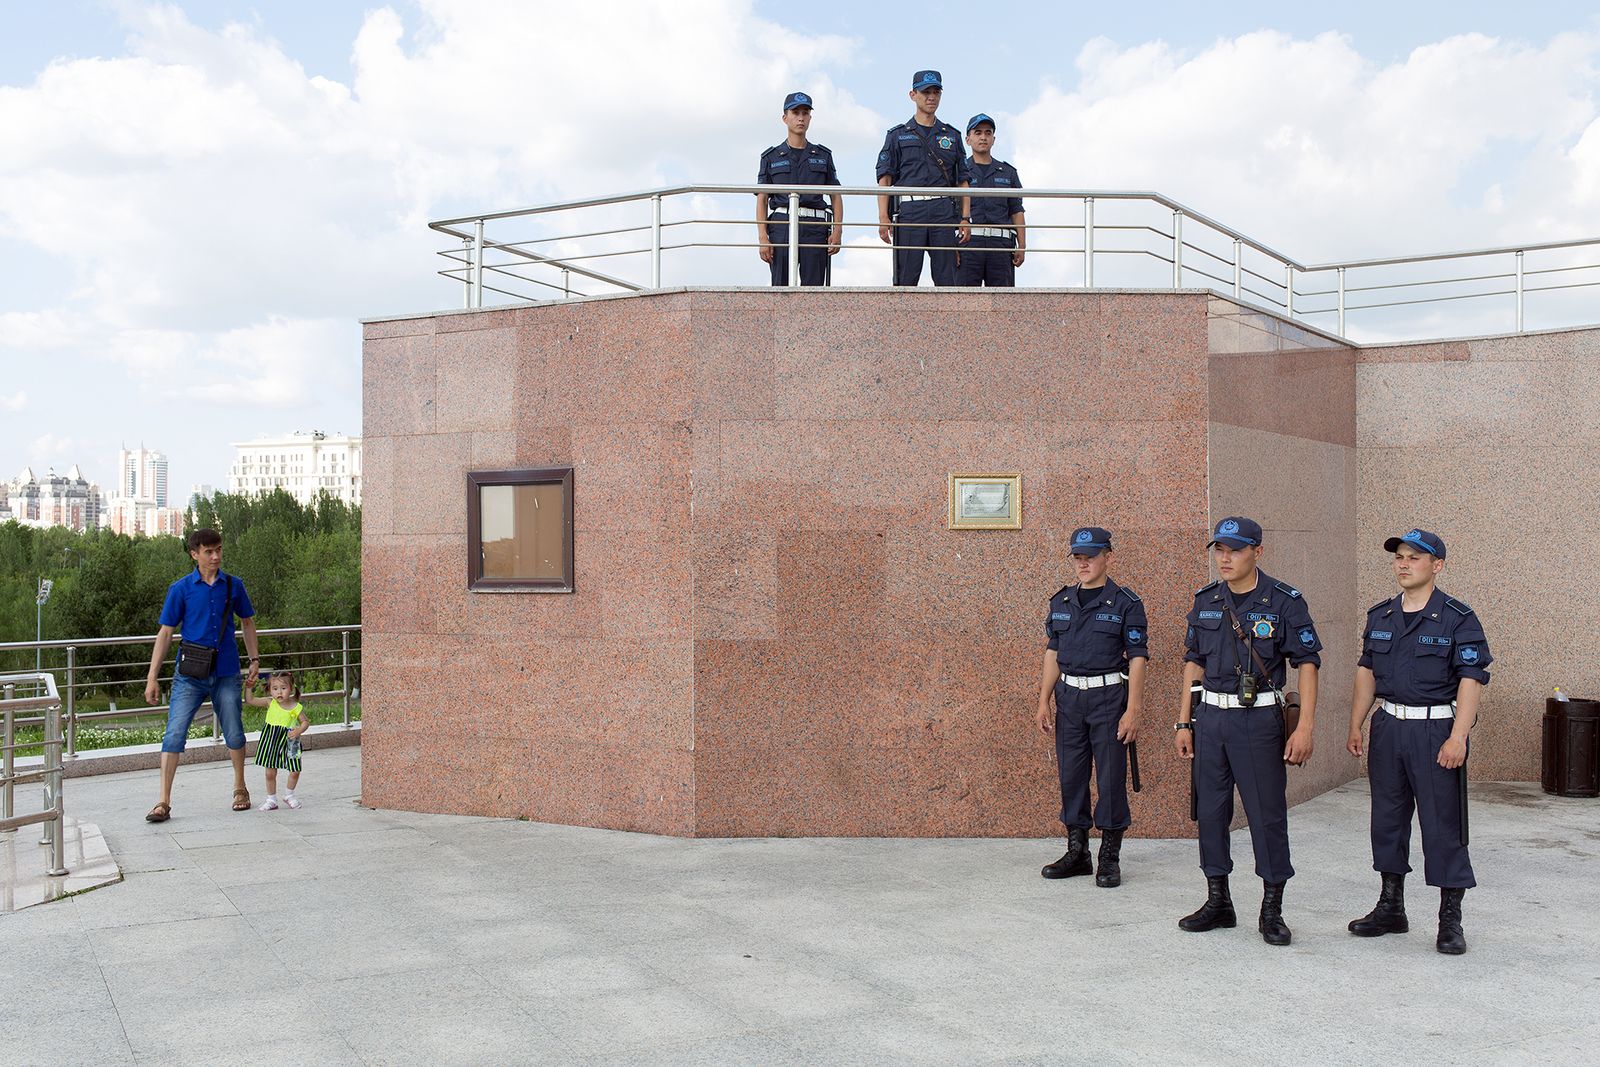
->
<box><xmin>947</xmin><ymin>473</ymin><xmax>1022</xmax><ymax>530</ymax></box>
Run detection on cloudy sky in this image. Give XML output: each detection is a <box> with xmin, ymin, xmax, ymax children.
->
<box><xmin>3</xmin><ymin>0</ymin><xmax>1599</xmax><ymax>494</ymax></box>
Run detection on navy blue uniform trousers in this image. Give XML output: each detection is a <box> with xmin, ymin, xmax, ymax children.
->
<box><xmin>955</xmin><ymin>235</ymin><xmax>1015</xmax><ymax>287</ymax></box>
<box><xmin>1054</xmin><ymin>681</ymin><xmax>1130</xmax><ymax>831</ymax></box>
<box><xmin>892</xmin><ymin>198</ymin><xmax>959</xmax><ymax>286</ymax></box>
<box><xmin>1367</xmin><ymin>711</ymin><xmax>1475</xmax><ymax>888</ymax></box>
<box><xmin>766</xmin><ymin>221</ymin><xmax>831</xmax><ymax>286</ymax></box>
<box><xmin>1195</xmin><ymin>703</ymin><xmax>1293</xmax><ymax>882</ymax></box>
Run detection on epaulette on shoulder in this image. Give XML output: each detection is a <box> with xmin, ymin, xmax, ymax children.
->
<box><xmin>1051</xmin><ymin>584</ymin><xmax>1074</xmax><ymax>601</ymax></box>
<box><xmin>1445</xmin><ymin>597</ymin><xmax>1473</xmax><ymax>615</ymax></box>
<box><xmin>1197</xmin><ymin>580</ymin><xmax>1219</xmax><ymax>595</ymax></box>
<box><xmin>809</xmin><ymin>141</ymin><xmax>832</xmax><ymax>155</ymax></box>
<box><xmin>1274</xmin><ymin>581</ymin><xmax>1302</xmax><ymax>599</ymax></box>
<box><xmin>1120</xmin><ymin>586</ymin><xmax>1142</xmax><ymax>603</ymax></box>
<box><xmin>1368</xmin><ymin>597</ymin><xmax>1391</xmax><ymax>614</ymax></box>
<box><xmin>761</xmin><ymin>142</ymin><xmax>785</xmax><ymax>157</ymax></box>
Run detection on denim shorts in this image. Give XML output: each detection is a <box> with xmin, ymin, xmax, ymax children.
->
<box><xmin>163</xmin><ymin>673</ymin><xmax>245</xmax><ymax>753</ymax></box>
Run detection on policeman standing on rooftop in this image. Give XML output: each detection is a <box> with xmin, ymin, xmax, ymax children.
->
<box><xmin>876</xmin><ymin>70</ymin><xmax>971</xmax><ymax>285</ymax></box>
<box><xmin>756</xmin><ymin>92</ymin><xmax>843</xmax><ymax>286</ymax></box>
<box><xmin>1346</xmin><ymin>529</ymin><xmax>1491</xmax><ymax>955</ymax></box>
<box><xmin>1174</xmin><ymin>517</ymin><xmax>1320</xmax><ymax>946</ymax></box>
<box><xmin>1036</xmin><ymin>527</ymin><xmax>1148</xmax><ymax>887</ymax></box>
<box><xmin>956</xmin><ymin>114</ymin><xmax>1025</xmax><ymax>287</ymax></box>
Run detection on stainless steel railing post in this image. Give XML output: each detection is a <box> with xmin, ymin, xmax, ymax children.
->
<box><xmin>1172</xmin><ymin>210</ymin><xmax>1183</xmax><ymax>287</ymax></box>
<box><xmin>461</xmin><ymin>237</ymin><xmax>473</xmax><ymax>309</ymax></box>
<box><xmin>650</xmin><ymin>195</ymin><xmax>662</xmax><ymax>288</ymax></box>
<box><xmin>65</xmin><ymin>645</ymin><xmax>77</xmax><ymax>758</ymax></box>
<box><xmin>44</xmin><ymin>693</ymin><xmax>66</xmax><ymax>876</ymax></box>
<box><xmin>1285</xmin><ymin>264</ymin><xmax>1295</xmax><ymax>317</ymax></box>
<box><xmin>1515</xmin><ymin>250</ymin><xmax>1525</xmax><ymax>332</ymax></box>
<box><xmin>1</xmin><ymin>682</ymin><xmax>13</xmax><ymax>833</ymax></box>
<box><xmin>1232</xmin><ymin>239</ymin><xmax>1242</xmax><ymax>297</ymax></box>
<box><xmin>472</xmin><ymin>219</ymin><xmax>485</xmax><ymax>309</ymax></box>
<box><xmin>1337</xmin><ymin>267</ymin><xmax>1347</xmax><ymax>336</ymax></box>
<box><xmin>1083</xmin><ymin>197</ymin><xmax>1095</xmax><ymax>287</ymax></box>
<box><xmin>341</xmin><ymin>628</ymin><xmax>352</xmax><ymax>729</ymax></box>
<box><xmin>786</xmin><ymin>192</ymin><xmax>800</xmax><ymax>286</ymax></box>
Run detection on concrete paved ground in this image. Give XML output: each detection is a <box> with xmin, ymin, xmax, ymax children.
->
<box><xmin>3</xmin><ymin>749</ymin><xmax>1598</xmax><ymax>1066</ymax></box>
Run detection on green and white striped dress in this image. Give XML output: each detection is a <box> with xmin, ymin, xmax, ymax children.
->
<box><xmin>254</xmin><ymin>698</ymin><xmax>303</xmax><ymax>771</ymax></box>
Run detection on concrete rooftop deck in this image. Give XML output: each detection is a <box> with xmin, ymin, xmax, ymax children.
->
<box><xmin>3</xmin><ymin>749</ymin><xmax>1598</xmax><ymax>1066</ymax></box>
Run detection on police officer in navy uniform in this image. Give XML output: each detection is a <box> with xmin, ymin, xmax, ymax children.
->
<box><xmin>756</xmin><ymin>92</ymin><xmax>843</xmax><ymax>286</ymax></box>
<box><xmin>1174</xmin><ymin>517</ymin><xmax>1320</xmax><ymax>946</ymax></box>
<box><xmin>875</xmin><ymin>70</ymin><xmax>971</xmax><ymax>286</ymax></box>
<box><xmin>1036</xmin><ymin>527</ymin><xmax>1148</xmax><ymax>887</ymax></box>
<box><xmin>1346</xmin><ymin>529</ymin><xmax>1491</xmax><ymax>955</ymax></box>
<box><xmin>956</xmin><ymin>114</ymin><xmax>1025</xmax><ymax>287</ymax></box>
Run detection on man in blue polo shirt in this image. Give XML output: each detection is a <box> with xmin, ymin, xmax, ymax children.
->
<box><xmin>142</xmin><ymin>527</ymin><xmax>260</xmax><ymax>821</ymax></box>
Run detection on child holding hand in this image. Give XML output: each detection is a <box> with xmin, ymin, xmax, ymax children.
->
<box><xmin>246</xmin><ymin>669</ymin><xmax>309</xmax><ymax>810</ymax></box>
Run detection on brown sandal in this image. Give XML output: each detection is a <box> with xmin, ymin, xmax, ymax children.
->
<box><xmin>231</xmin><ymin>788</ymin><xmax>251</xmax><ymax>812</ymax></box>
<box><xmin>145</xmin><ymin>802</ymin><xmax>171</xmax><ymax>823</ymax></box>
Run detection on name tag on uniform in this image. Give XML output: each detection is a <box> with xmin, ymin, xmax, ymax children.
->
<box><xmin>1369</xmin><ymin>630</ymin><xmax>1392</xmax><ymax>641</ymax></box>
<box><xmin>1198</xmin><ymin>610</ymin><xmax>1223</xmax><ymax>620</ymax></box>
<box><xmin>769</xmin><ymin>159</ymin><xmax>791</xmax><ymax>170</ymax></box>
<box><xmin>1050</xmin><ymin>612</ymin><xmax>1071</xmax><ymax>622</ymax></box>
<box><xmin>1095</xmin><ymin>613</ymin><xmax>1122</xmax><ymax>623</ymax></box>
<box><xmin>1419</xmin><ymin>635</ymin><xmax>1453</xmax><ymax>646</ymax></box>
<box><xmin>995</xmin><ymin>177</ymin><xmax>1013</xmax><ymax>185</ymax></box>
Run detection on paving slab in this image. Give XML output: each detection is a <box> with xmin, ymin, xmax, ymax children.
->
<box><xmin>2</xmin><ymin>749</ymin><xmax>1598</xmax><ymax>1067</ymax></box>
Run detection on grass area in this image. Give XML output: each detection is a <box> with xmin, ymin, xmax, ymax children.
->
<box><xmin>6</xmin><ymin>699</ymin><xmax>360</xmax><ymax>758</ymax></box>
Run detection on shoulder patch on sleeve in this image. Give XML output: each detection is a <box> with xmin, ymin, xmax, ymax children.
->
<box><xmin>1445</xmin><ymin>597</ymin><xmax>1473</xmax><ymax>615</ymax></box>
<box><xmin>1274</xmin><ymin>581</ymin><xmax>1302</xmax><ymax>599</ymax></box>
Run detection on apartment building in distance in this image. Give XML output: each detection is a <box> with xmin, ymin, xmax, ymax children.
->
<box><xmin>229</xmin><ymin>431</ymin><xmax>362</xmax><ymax>506</ymax></box>
<box><xmin>103</xmin><ymin>444</ymin><xmax>184</xmax><ymax>535</ymax></box>
<box><xmin>1</xmin><ymin>465</ymin><xmax>104</xmax><ymax>531</ymax></box>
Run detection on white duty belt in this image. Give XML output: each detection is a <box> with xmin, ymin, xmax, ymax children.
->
<box><xmin>1381</xmin><ymin>700</ymin><xmax>1455</xmax><ymax>720</ymax></box>
<box><xmin>969</xmin><ymin>226</ymin><xmax>1014</xmax><ymax>239</ymax></box>
<box><xmin>1059</xmin><ymin>671</ymin><xmax>1125</xmax><ymax>690</ymax></box>
<box><xmin>899</xmin><ymin>194</ymin><xmax>952</xmax><ymax>201</ymax></box>
<box><xmin>768</xmin><ymin>206</ymin><xmax>832</xmax><ymax>220</ymax></box>
<box><xmin>1202</xmin><ymin>688</ymin><xmax>1280</xmax><ymax>709</ymax></box>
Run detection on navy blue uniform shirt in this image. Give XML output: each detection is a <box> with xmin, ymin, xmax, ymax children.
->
<box><xmin>158</xmin><ymin>569</ymin><xmax>255</xmax><ymax>678</ymax></box>
<box><xmin>1184</xmin><ymin>570</ymin><xmax>1321</xmax><ymax>692</ymax></box>
<box><xmin>1045</xmin><ymin>579</ymin><xmax>1150</xmax><ymax>674</ymax></box>
<box><xmin>967</xmin><ymin>159</ymin><xmax>1023</xmax><ymax>226</ymax></box>
<box><xmin>875</xmin><ymin>118</ymin><xmax>970</xmax><ymax>190</ymax></box>
<box><xmin>757</xmin><ymin>141</ymin><xmax>839</xmax><ymax>212</ymax></box>
<box><xmin>1359</xmin><ymin>587</ymin><xmax>1492</xmax><ymax>704</ymax></box>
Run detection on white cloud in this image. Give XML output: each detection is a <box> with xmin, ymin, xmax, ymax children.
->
<box><xmin>0</xmin><ymin>390</ymin><xmax>26</xmax><ymax>412</ymax></box>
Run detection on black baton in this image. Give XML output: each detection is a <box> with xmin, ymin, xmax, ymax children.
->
<box><xmin>1128</xmin><ymin>741</ymin><xmax>1141</xmax><ymax>793</ymax></box>
<box><xmin>1187</xmin><ymin>684</ymin><xmax>1202</xmax><ymax>822</ymax></box>
<box><xmin>1458</xmin><ymin>761</ymin><xmax>1470</xmax><ymax>847</ymax></box>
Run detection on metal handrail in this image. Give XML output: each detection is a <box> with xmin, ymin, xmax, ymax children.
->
<box><xmin>0</xmin><ymin>625</ymin><xmax>362</xmax><ymax>757</ymax></box>
<box><xmin>1</xmin><ymin>673</ymin><xmax>68</xmax><ymax>877</ymax></box>
<box><xmin>428</xmin><ymin>184</ymin><xmax>1600</xmax><ymax>343</ymax></box>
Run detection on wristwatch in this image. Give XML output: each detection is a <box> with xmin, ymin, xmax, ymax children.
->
<box><xmin>1173</xmin><ymin>722</ymin><xmax>1194</xmax><ymax>732</ymax></box>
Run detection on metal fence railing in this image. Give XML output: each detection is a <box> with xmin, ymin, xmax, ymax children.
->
<box><xmin>2</xmin><ymin>673</ymin><xmax>68</xmax><ymax>877</ymax></box>
<box><xmin>0</xmin><ymin>625</ymin><xmax>361</xmax><ymax>759</ymax></box>
<box><xmin>429</xmin><ymin>185</ymin><xmax>1600</xmax><ymax>344</ymax></box>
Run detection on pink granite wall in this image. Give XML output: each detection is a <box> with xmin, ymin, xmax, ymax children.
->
<box><xmin>1206</xmin><ymin>298</ymin><xmax>1362</xmax><ymax>807</ymax></box>
<box><xmin>1357</xmin><ymin>326</ymin><xmax>1600</xmax><ymax>780</ymax></box>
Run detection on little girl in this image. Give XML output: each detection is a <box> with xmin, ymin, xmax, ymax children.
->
<box><xmin>246</xmin><ymin>669</ymin><xmax>309</xmax><ymax>810</ymax></box>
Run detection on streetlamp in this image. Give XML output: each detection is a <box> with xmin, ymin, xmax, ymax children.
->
<box><xmin>36</xmin><ymin>578</ymin><xmax>53</xmax><ymax>673</ymax></box>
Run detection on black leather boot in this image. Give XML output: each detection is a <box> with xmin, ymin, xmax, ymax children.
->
<box><xmin>1094</xmin><ymin>829</ymin><xmax>1125</xmax><ymax>888</ymax></box>
<box><xmin>1437</xmin><ymin>888</ymin><xmax>1466</xmax><ymax>955</ymax></box>
<box><xmin>1178</xmin><ymin>875</ymin><xmax>1236</xmax><ymax>931</ymax></box>
<box><xmin>1259</xmin><ymin>880</ymin><xmax>1291</xmax><ymax>946</ymax></box>
<box><xmin>1041</xmin><ymin>827</ymin><xmax>1094</xmax><ymax>879</ymax></box>
<box><xmin>1349</xmin><ymin>872</ymin><xmax>1409</xmax><ymax>937</ymax></box>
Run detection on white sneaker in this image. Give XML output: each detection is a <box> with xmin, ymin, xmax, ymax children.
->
<box><xmin>258</xmin><ymin>796</ymin><xmax>279</xmax><ymax>811</ymax></box>
<box><xmin>283</xmin><ymin>793</ymin><xmax>302</xmax><ymax>809</ymax></box>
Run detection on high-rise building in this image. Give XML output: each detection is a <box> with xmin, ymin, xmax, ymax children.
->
<box><xmin>228</xmin><ymin>431</ymin><xmax>362</xmax><ymax>506</ymax></box>
<box><xmin>2</xmin><ymin>465</ymin><xmax>103</xmax><ymax>532</ymax></box>
<box><xmin>118</xmin><ymin>445</ymin><xmax>168</xmax><ymax>507</ymax></box>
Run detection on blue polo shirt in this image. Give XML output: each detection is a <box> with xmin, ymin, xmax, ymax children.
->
<box><xmin>158</xmin><ymin>569</ymin><xmax>255</xmax><ymax>678</ymax></box>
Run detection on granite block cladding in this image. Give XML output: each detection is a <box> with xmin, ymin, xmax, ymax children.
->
<box><xmin>1357</xmin><ymin>325</ymin><xmax>1600</xmax><ymax>781</ymax></box>
<box><xmin>362</xmin><ymin>288</ymin><xmax>1379</xmax><ymax>838</ymax></box>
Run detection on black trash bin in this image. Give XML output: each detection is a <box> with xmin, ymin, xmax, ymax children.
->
<box><xmin>1542</xmin><ymin>697</ymin><xmax>1600</xmax><ymax>797</ymax></box>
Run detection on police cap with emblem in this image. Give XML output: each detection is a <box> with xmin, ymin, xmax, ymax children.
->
<box><xmin>911</xmin><ymin>70</ymin><xmax>943</xmax><ymax>90</ymax></box>
<box><xmin>967</xmin><ymin>113</ymin><xmax>996</xmax><ymax>133</ymax></box>
<box><xmin>1383</xmin><ymin>528</ymin><xmax>1446</xmax><ymax>559</ymax></box>
<box><xmin>1207</xmin><ymin>516</ymin><xmax>1262</xmax><ymax>549</ymax></box>
<box><xmin>783</xmin><ymin>91</ymin><xmax>813</xmax><ymax>111</ymax></box>
<box><xmin>1069</xmin><ymin>526</ymin><xmax>1112</xmax><ymax>556</ymax></box>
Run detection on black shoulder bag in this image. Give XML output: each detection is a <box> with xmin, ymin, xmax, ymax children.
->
<box><xmin>177</xmin><ymin>575</ymin><xmax>234</xmax><ymax>679</ymax></box>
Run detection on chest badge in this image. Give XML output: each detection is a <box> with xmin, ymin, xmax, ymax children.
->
<box><xmin>1251</xmin><ymin>619</ymin><xmax>1275</xmax><ymax>639</ymax></box>
<box><xmin>936</xmin><ymin>134</ymin><xmax>953</xmax><ymax>150</ymax></box>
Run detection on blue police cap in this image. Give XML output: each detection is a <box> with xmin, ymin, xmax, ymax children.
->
<box><xmin>1070</xmin><ymin>527</ymin><xmax>1113</xmax><ymax>556</ymax></box>
<box><xmin>1208</xmin><ymin>516</ymin><xmax>1262</xmax><ymax>549</ymax></box>
<box><xmin>911</xmin><ymin>70</ymin><xmax>943</xmax><ymax>91</ymax></box>
<box><xmin>966</xmin><ymin>113</ymin><xmax>996</xmax><ymax>133</ymax></box>
<box><xmin>783</xmin><ymin>91</ymin><xmax>813</xmax><ymax>111</ymax></box>
<box><xmin>1384</xmin><ymin>528</ymin><xmax>1446</xmax><ymax>559</ymax></box>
